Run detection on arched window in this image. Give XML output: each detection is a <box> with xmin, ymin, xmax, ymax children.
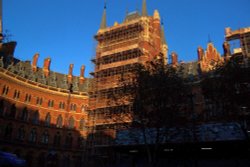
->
<box><xmin>68</xmin><ymin>116</ymin><xmax>74</xmax><ymax>129</ymax></box>
<box><xmin>53</xmin><ymin>131</ymin><xmax>61</xmax><ymax>147</ymax></box>
<box><xmin>45</xmin><ymin>113</ymin><xmax>51</xmax><ymax>127</ymax></box>
<box><xmin>41</xmin><ymin>130</ymin><xmax>49</xmax><ymax>144</ymax></box>
<box><xmin>17</xmin><ymin>126</ymin><xmax>25</xmax><ymax>141</ymax></box>
<box><xmin>56</xmin><ymin>115</ymin><xmax>63</xmax><ymax>128</ymax></box>
<box><xmin>10</xmin><ymin>104</ymin><xmax>16</xmax><ymax>118</ymax></box>
<box><xmin>29</xmin><ymin>128</ymin><xmax>37</xmax><ymax>143</ymax></box>
<box><xmin>32</xmin><ymin>111</ymin><xmax>39</xmax><ymax>125</ymax></box>
<box><xmin>79</xmin><ymin>118</ymin><xmax>85</xmax><ymax>130</ymax></box>
<box><xmin>21</xmin><ymin>107</ymin><xmax>29</xmax><ymax>121</ymax></box>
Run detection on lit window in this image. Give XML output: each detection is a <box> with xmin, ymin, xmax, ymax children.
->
<box><xmin>45</xmin><ymin>113</ymin><xmax>51</xmax><ymax>127</ymax></box>
<box><xmin>56</xmin><ymin>115</ymin><xmax>63</xmax><ymax>128</ymax></box>
<box><xmin>68</xmin><ymin>116</ymin><xmax>75</xmax><ymax>129</ymax></box>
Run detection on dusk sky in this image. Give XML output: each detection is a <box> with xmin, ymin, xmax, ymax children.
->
<box><xmin>3</xmin><ymin>0</ymin><xmax>250</xmax><ymax>76</ymax></box>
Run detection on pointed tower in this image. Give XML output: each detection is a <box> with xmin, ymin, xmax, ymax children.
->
<box><xmin>142</xmin><ymin>0</ymin><xmax>148</xmax><ymax>16</ymax></box>
<box><xmin>99</xmin><ymin>2</ymin><xmax>107</xmax><ymax>31</ymax></box>
<box><xmin>160</xmin><ymin>21</ymin><xmax>169</xmax><ymax>64</ymax></box>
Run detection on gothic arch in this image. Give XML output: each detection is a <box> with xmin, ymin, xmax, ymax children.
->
<box><xmin>45</xmin><ymin>113</ymin><xmax>51</xmax><ymax>127</ymax></box>
<box><xmin>68</xmin><ymin>116</ymin><xmax>75</xmax><ymax>129</ymax></box>
<box><xmin>56</xmin><ymin>115</ymin><xmax>63</xmax><ymax>128</ymax></box>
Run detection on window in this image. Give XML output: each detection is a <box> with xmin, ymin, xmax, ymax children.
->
<box><xmin>68</xmin><ymin>116</ymin><xmax>75</xmax><ymax>129</ymax></box>
<box><xmin>45</xmin><ymin>113</ymin><xmax>51</xmax><ymax>127</ymax></box>
<box><xmin>79</xmin><ymin>118</ymin><xmax>85</xmax><ymax>130</ymax></box>
<box><xmin>29</xmin><ymin>128</ymin><xmax>37</xmax><ymax>143</ymax></box>
<box><xmin>41</xmin><ymin>130</ymin><xmax>49</xmax><ymax>144</ymax></box>
<box><xmin>53</xmin><ymin>131</ymin><xmax>61</xmax><ymax>147</ymax></box>
<box><xmin>59</xmin><ymin>102</ymin><xmax>65</xmax><ymax>110</ymax></box>
<box><xmin>17</xmin><ymin>126</ymin><xmax>25</xmax><ymax>141</ymax></box>
<box><xmin>81</xmin><ymin>105</ymin><xmax>88</xmax><ymax>112</ymax></box>
<box><xmin>48</xmin><ymin>100</ymin><xmax>54</xmax><ymax>108</ymax></box>
<box><xmin>20</xmin><ymin>107</ymin><xmax>28</xmax><ymax>121</ymax></box>
<box><xmin>9</xmin><ymin>104</ymin><xmax>16</xmax><ymax>119</ymax></box>
<box><xmin>56</xmin><ymin>115</ymin><xmax>63</xmax><ymax>128</ymax></box>
<box><xmin>32</xmin><ymin>111</ymin><xmax>39</xmax><ymax>125</ymax></box>
<box><xmin>25</xmin><ymin>94</ymin><xmax>31</xmax><ymax>103</ymax></box>
<box><xmin>2</xmin><ymin>85</ymin><xmax>9</xmax><ymax>95</ymax></box>
<box><xmin>13</xmin><ymin>90</ymin><xmax>20</xmax><ymax>99</ymax></box>
<box><xmin>36</xmin><ymin>97</ymin><xmax>43</xmax><ymax>105</ymax></box>
<box><xmin>70</xmin><ymin>104</ymin><xmax>77</xmax><ymax>111</ymax></box>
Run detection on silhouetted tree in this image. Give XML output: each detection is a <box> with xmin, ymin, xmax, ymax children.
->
<box><xmin>201</xmin><ymin>56</ymin><xmax>250</xmax><ymax>125</ymax></box>
<box><xmin>108</xmin><ymin>55</ymin><xmax>190</xmax><ymax>166</ymax></box>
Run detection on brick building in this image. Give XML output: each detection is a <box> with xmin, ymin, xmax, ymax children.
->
<box><xmin>0</xmin><ymin>0</ymin><xmax>249</xmax><ymax>166</ymax></box>
<box><xmin>0</xmin><ymin>11</ymin><xmax>90</xmax><ymax>165</ymax></box>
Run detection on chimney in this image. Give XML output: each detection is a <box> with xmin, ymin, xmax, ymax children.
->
<box><xmin>79</xmin><ymin>65</ymin><xmax>85</xmax><ymax>84</ymax></box>
<box><xmin>32</xmin><ymin>53</ymin><xmax>39</xmax><ymax>72</ymax></box>
<box><xmin>223</xmin><ymin>41</ymin><xmax>231</xmax><ymax>61</ymax></box>
<box><xmin>68</xmin><ymin>64</ymin><xmax>74</xmax><ymax>83</ymax></box>
<box><xmin>171</xmin><ymin>52</ymin><xmax>178</xmax><ymax>66</ymax></box>
<box><xmin>43</xmin><ymin>57</ymin><xmax>51</xmax><ymax>77</ymax></box>
<box><xmin>197</xmin><ymin>46</ymin><xmax>204</xmax><ymax>61</ymax></box>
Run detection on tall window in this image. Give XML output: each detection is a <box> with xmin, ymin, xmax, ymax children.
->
<box><xmin>2</xmin><ymin>85</ymin><xmax>9</xmax><ymax>95</ymax></box>
<box><xmin>45</xmin><ymin>113</ymin><xmax>51</xmax><ymax>127</ymax></box>
<box><xmin>10</xmin><ymin>104</ymin><xmax>16</xmax><ymax>119</ymax></box>
<box><xmin>68</xmin><ymin>116</ymin><xmax>75</xmax><ymax>129</ymax></box>
<box><xmin>56</xmin><ymin>115</ymin><xmax>63</xmax><ymax>128</ymax></box>
<box><xmin>25</xmin><ymin>94</ymin><xmax>31</xmax><ymax>103</ymax></box>
<box><xmin>20</xmin><ymin>107</ymin><xmax>28</xmax><ymax>121</ymax></box>
<box><xmin>32</xmin><ymin>111</ymin><xmax>39</xmax><ymax>125</ymax></box>
<box><xmin>36</xmin><ymin>97</ymin><xmax>43</xmax><ymax>106</ymax></box>
<box><xmin>53</xmin><ymin>131</ymin><xmax>61</xmax><ymax>147</ymax></box>
<box><xmin>29</xmin><ymin>128</ymin><xmax>37</xmax><ymax>143</ymax></box>
<box><xmin>13</xmin><ymin>90</ymin><xmax>20</xmax><ymax>99</ymax></box>
<box><xmin>70</xmin><ymin>104</ymin><xmax>77</xmax><ymax>111</ymax></box>
<box><xmin>79</xmin><ymin>118</ymin><xmax>85</xmax><ymax>130</ymax></box>
<box><xmin>59</xmin><ymin>102</ymin><xmax>65</xmax><ymax>110</ymax></box>
<box><xmin>48</xmin><ymin>100</ymin><xmax>54</xmax><ymax>108</ymax></box>
<box><xmin>17</xmin><ymin>126</ymin><xmax>25</xmax><ymax>141</ymax></box>
<box><xmin>41</xmin><ymin>130</ymin><xmax>49</xmax><ymax>144</ymax></box>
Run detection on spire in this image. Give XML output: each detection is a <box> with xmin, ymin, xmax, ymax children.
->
<box><xmin>100</xmin><ymin>1</ymin><xmax>107</xmax><ymax>30</ymax></box>
<box><xmin>160</xmin><ymin>21</ymin><xmax>167</xmax><ymax>45</ymax></box>
<box><xmin>142</xmin><ymin>0</ymin><xmax>148</xmax><ymax>16</ymax></box>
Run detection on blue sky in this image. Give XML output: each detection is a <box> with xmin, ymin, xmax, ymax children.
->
<box><xmin>3</xmin><ymin>0</ymin><xmax>250</xmax><ymax>77</ymax></box>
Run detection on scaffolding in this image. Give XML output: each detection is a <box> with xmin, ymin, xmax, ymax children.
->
<box><xmin>88</xmin><ymin>19</ymin><xmax>148</xmax><ymax>157</ymax></box>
